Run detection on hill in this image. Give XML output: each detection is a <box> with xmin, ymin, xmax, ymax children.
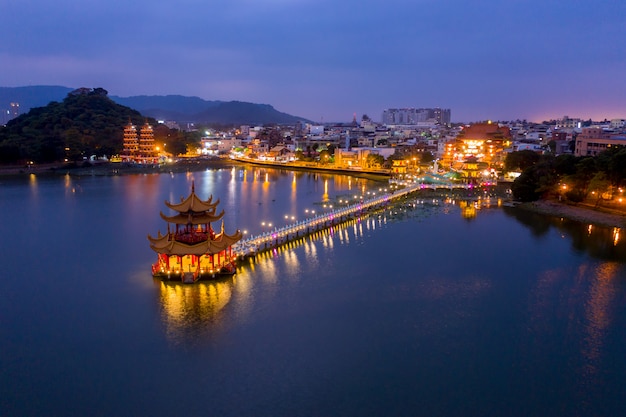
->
<box><xmin>0</xmin><ymin>86</ymin><xmax>310</xmax><ymax>125</ymax></box>
<box><xmin>0</xmin><ymin>88</ymin><xmax>151</xmax><ymax>164</ymax></box>
<box><xmin>108</xmin><ymin>96</ymin><xmax>309</xmax><ymax>125</ymax></box>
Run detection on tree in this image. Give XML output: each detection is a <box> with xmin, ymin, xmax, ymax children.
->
<box><xmin>511</xmin><ymin>159</ymin><xmax>557</xmax><ymax>202</ymax></box>
<box><xmin>553</xmin><ymin>154</ymin><xmax>578</xmax><ymax>176</ymax></box>
<box><xmin>0</xmin><ymin>88</ymin><xmax>149</xmax><ymax>163</ymax></box>
<box><xmin>606</xmin><ymin>148</ymin><xmax>626</xmax><ymax>188</ymax></box>
<box><xmin>318</xmin><ymin>149</ymin><xmax>331</xmax><ymax>164</ymax></box>
<box><xmin>574</xmin><ymin>157</ymin><xmax>598</xmax><ymax>189</ymax></box>
<box><xmin>63</xmin><ymin>128</ymin><xmax>84</xmax><ymax>161</ymax></box>
<box><xmin>588</xmin><ymin>172</ymin><xmax>611</xmax><ymax>206</ymax></box>
<box><xmin>505</xmin><ymin>150</ymin><xmax>541</xmax><ymax>172</ymax></box>
<box><xmin>420</xmin><ymin>151</ymin><xmax>434</xmax><ymax>164</ymax></box>
<box><xmin>366</xmin><ymin>153</ymin><xmax>384</xmax><ymax>168</ymax></box>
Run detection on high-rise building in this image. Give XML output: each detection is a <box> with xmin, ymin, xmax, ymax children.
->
<box><xmin>382</xmin><ymin>107</ymin><xmax>451</xmax><ymax>125</ymax></box>
<box><xmin>433</xmin><ymin>108</ymin><xmax>451</xmax><ymax>125</ymax></box>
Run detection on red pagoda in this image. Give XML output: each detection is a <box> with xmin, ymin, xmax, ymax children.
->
<box><xmin>148</xmin><ymin>183</ymin><xmax>243</xmax><ymax>283</ymax></box>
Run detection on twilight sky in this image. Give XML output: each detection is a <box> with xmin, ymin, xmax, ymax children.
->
<box><xmin>2</xmin><ymin>0</ymin><xmax>625</xmax><ymax>123</ymax></box>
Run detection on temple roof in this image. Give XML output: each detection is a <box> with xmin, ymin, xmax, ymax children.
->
<box><xmin>457</xmin><ymin>122</ymin><xmax>511</xmax><ymax>140</ymax></box>
<box><xmin>164</xmin><ymin>182</ymin><xmax>220</xmax><ymax>213</ymax></box>
<box><xmin>149</xmin><ymin>183</ymin><xmax>242</xmax><ymax>256</ymax></box>
<box><xmin>159</xmin><ymin>209</ymin><xmax>225</xmax><ymax>225</ymax></box>
<box><xmin>147</xmin><ymin>228</ymin><xmax>243</xmax><ymax>256</ymax></box>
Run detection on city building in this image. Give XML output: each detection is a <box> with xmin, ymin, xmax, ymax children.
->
<box><xmin>575</xmin><ymin>127</ymin><xmax>626</xmax><ymax>156</ymax></box>
<box><xmin>201</xmin><ymin>135</ymin><xmax>242</xmax><ymax>155</ymax></box>
<box><xmin>555</xmin><ymin>115</ymin><xmax>582</xmax><ymax>129</ymax></box>
<box><xmin>334</xmin><ymin>147</ymin><xmax>394</xmax><ymax>169</ymax></box>
<box><xmin>610</xmin><ymin>119</ymin><xmax>626</xmax><ymax>129</ymax></box>
<box><xmin>382</xmin><ymin>108</ymin><xmax>451</xmax><ymax>126</ymax></box>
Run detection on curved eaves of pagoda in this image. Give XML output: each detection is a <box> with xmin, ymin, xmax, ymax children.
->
<box><xmin>213</xmin><ymin>229</ymin><xmax>244</xmax><ymax>247</ymax></box>
<box><xmin>159</xmin><ymin>209</ymin><xmax>225</xmax><ymax>225</ymax></box>
<box><xmin>164</xmin><ymin>190</ymin><xmax>220</xmax><ymax>214</ymax></box>
<box><xmin>147</xmin><ymin>230</ymin><xmax>243</xmax><ymax>256</ymax></box>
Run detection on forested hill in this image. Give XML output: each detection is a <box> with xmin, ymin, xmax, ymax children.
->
<box><xmin>0</xmin><ymin>88</ymin><xmax>150</xmax><ymax>164</ymax></box>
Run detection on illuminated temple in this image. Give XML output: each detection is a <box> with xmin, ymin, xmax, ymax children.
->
<box><xmin>148</xmin><ymin>183</ymin><xmax>243</xmax><ymax>283</ymax></box>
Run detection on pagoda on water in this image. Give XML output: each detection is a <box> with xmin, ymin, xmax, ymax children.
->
<box><xmin>148</xmin><ymin>182</ymin><xmax>243</xmax><ymax>283</ymax></box>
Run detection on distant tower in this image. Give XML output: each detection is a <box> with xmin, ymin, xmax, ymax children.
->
<box><xmin>139</xmin><ymin>121</ymin><xmax>157</xmax><ymax>162</ymax></box>
<box><xmin>345</xmin><ymin>130</ymin><xmax>350</xmax><ymax>151</ymax></box>
<box><xmin>122</xmin><ymin>120</ymin><xmax>138</xmax><ymax>161</ymax></box>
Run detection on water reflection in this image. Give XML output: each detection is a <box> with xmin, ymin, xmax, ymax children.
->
<box><xmin>459</xmin><ymin>200</ymin><xmax>477</xmax><ymax>220</ymax></box>
<box><xmin>581</xmin><ymin>262</ymin><xmax>619</xmax><ymax>372</ymax></box>
<box><xmin>154</xmin><ymin>211</ymin><xmax>393</xmax><ymax>340</ymax></box>
<box><xmin>525</xmin><ymin>260</ymin><xmax>624</xmax><ymax>415</ymax></box>
<box><xmin>156</xmin><ymin>278</ymin><xmax>234</xmax><ymax>345</ymax></box>
<box><xmin>504</xmin><ymin>207</ymin><xmax>626</xmax><ymax>261</ymax></box>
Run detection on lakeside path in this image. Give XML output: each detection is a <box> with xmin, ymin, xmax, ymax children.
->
<box><xmin>517</xmin><ymin>200</ymin><xmax>626</xmax><ymax>229</ymax></box>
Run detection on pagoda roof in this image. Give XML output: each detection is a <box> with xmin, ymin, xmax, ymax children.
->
<box><xmin>164</xmin><ymin>182</ymin><xmax>220</xmax><ymax>213</ymax></box>
<box><xmin>159</xmin><ymin>209</ymin><xmax>225</xmax><ymax>225</ymax></box>
<box><xmin>457</xmin><ymin>122</ymin><xmax>511</xmax><ymax>140</ymax></box>
<box><xmin>147</xmin><ymin>227</ymin><xmax>243</xmax><ymax>256</ymax></box>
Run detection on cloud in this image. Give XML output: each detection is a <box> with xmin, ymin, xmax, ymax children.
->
<box><xmin>1</xmin><ymin>0</ymin><xmax>625</xmax><ymax>122</ymax></box>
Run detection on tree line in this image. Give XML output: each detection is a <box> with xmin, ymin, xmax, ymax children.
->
<box><xmin>509</xmin><ymin>148</ymin><xmax>626</xmax><ymax>204</ymax></box>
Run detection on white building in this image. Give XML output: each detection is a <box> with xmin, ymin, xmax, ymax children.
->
<box><xmin>200</xmin><ymin>137</ymin><xmax>241</xmax><ymax>155</ymax></box>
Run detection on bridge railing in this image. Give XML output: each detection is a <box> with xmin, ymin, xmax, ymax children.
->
<box><xmin>232</xmin><ymin>182</ymin><xmax>430</xmax><ymax>257</ymax></box>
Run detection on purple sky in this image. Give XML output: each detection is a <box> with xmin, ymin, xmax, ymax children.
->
<box><xmin>2</xmin><ymin>0</ymin><xmax>625</xmax><ymax>123</ymax></box>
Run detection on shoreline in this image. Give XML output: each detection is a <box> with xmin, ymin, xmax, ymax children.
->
<box><xmin>0</xmin><ymin>157</ymin><xmax>232</xmax><ymax>178</ymax></box>
<box><xmin>229</xmin><ymin>157</ymin><xmax>391</xmax><ymax>180</ymax></box>
<box><xmin>0</xmin><ymin>156</ymin><xmax>390</xmax><ymax>179</ymax></box>
<box><xmin>516</xmin><ymin>199</ymin><xmax>626</xmax><ymax>228</ymax></box>
<box><xmin>4</xmin><ymin>159</ymin><xmax>626</xmax><ymax>229</ymax></box>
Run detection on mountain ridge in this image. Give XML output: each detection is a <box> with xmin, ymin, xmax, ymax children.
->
<box><xmin>0</xmin><ymin>86</ymin><xmax>310</xmax><ymax>125</ymax></box>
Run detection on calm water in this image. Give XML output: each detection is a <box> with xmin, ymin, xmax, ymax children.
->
<box><xmin>1</xmin><ymin>166</ymin><xmax>626</xmax><ymax>417</ymax></box>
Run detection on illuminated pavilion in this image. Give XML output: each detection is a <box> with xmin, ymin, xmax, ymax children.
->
<box><xmin>148</xmin><ymin>183</ymin><xmax>243</xmax><ymax>283</ymax></box>
<box><xmin>444</xmin><ymin>121</ymin><xmax>512</xmax><ymax>183</ymax></box>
